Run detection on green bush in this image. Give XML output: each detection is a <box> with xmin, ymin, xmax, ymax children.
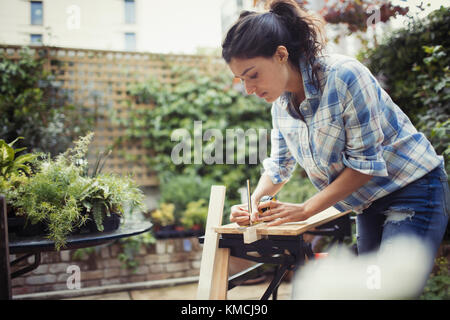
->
<box><xmin>158</xmin><ymin>172</ymin><xmax>215</xmax><ymax>223</ymax></box>
<box><xmin>0</xmin><ymin>47</ymin><xmax>94</xmax><ymax>155</ymax></box>
<box><xmin>413</xmin><ymin>45</ymin><xmax>450</xmax><ymax>173</ymax></box>
<box><xmin>362</xmin><ymin>7</ymin><xmax>450</xmax><ymax>124</ymax></box>
<box><xmin>420</xmin><ymin>257</ymin><xmax>450</xmax><ymax>300</ymax></box>
<box><xmin>114</xmin><ymin>65</ymin><xmax>273</xmax><ymax>221</ymax></box>
<box><xmin>0</xmin><ymin>137</ymin><xmax>37</xmax><ymax>180</ymax></box>
<box><xmin>6</xmin><ymin>133</ymin><xmax>145</xmax><ymax>250</ymax></box>
<box><xmin>181</xmin><ymin>199</ymin><xmax>209</xmax><ymax>230</ymax></box>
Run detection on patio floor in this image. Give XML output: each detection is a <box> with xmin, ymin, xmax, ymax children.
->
<box><xmin>66</xmin><ymin>279</ymin><xmax>292</xmax><ymax>300</ymax></box>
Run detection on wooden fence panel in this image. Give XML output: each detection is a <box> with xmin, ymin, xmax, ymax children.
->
<box><xmin>0</xmin><ymin>45</ymin><xmax>226</xmax><ymax>186</ymax></box>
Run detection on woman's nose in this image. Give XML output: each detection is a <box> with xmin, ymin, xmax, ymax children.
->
<box><xmin>244</xmin><ymin>81</ymin><xmax>256</xmax><ymax>95</ymax></box>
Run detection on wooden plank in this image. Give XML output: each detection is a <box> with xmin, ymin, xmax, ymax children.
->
<box><xmin>209</xmin><ymin>247</ymin><xmax>230</xmax><ymax>299</ymax></box>
<box><xmin>215</xmin><ymin>207</ymin><xmax>352</xmax><ymax>237</ymax></box>
<box><xmin>196</xmin><ymin>185</ymin><xmax>227</xmax><ymax>300</ymax></box>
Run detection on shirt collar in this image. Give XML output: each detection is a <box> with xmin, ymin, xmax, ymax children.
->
<box><xmin>279</xmin><ymin>56</ymin><xmax>325</xmax><ymax>110</ymax></box>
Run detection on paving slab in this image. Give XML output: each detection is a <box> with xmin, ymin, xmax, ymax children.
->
<box><xmin>68</xmin><ymin>280</ymin><xmax>292</xmax><ymax>300</ymax></box>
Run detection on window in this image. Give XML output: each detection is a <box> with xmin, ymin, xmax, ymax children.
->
<box><xmin>124</xmin><ymin>0</ymin><xmax>136</xmax><ymax>24</ymax></box>
<box><xmin>124</xmin><ymin>33</ymin><xmax>136</xmax><ymax>51</ymax></box>
<box><xmin>30</xmin><ymin>34</ymin><xmax>43</xmax><ymax>44</ymax></box>
<box><xmin>30</xmin><ymin>1</ymin><xmax>43</xmax><ymax>25</ymax></box>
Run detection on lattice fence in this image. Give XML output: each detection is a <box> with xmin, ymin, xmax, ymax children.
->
<box><xmin>0</xmin><ymin>45</ymin><xmax>226</xmax><ymax>186</ymax></box>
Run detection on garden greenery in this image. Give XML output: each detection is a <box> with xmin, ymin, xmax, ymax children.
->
<box><xmin>420</xmin><ymin>257</ymin><xmax>450</xmax><ymax>300</ymax></box>
<box><xmin>0</xmin><ymin>137</ymin><xmax>37</xmax><ymax>180</ymax></box>
<box><xmin>0</xmin><ymin>47</ymin><xmax>94</xmax><ymax>156</ymax></box>
<box><xmin>114</xmin><ymin>65</ymin><xmax>277</xmax><ymax>224</ymax></box>
<box><xmin>3</xmin><ymin>133</ymin><xmax>146</xmax><ymax>250</ymax></box>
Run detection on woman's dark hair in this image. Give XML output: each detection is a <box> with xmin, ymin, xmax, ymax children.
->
<box><xmin>222</xmin><ymin>0</ymin><xmax>325</xmax><ymax>90</ymax></box>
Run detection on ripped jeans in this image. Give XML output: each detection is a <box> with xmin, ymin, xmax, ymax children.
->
<box><xmin>357</xmin><ymin>165</ymin><xmax>449</xmax><ymax>262</ymax></box>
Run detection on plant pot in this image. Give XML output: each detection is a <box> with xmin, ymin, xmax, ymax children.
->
<box><xmin>7</xmin><ymin>215</ymin><xmax>47</xmax><ymax>238</ymax></box>
<box><xmin>154</xmin><ymin>224</ymin><xmax>178</xmax><ymax>239</ymax></box>
<box><xmin>87</xmin><ymin>212</ymin><xmax>121</xmax><ymax>233</ymax></box>
<box><xmin>175</xmin><ymin>225</ymin><xmax>185</xmax><ymax>232</ymax></box>
<box><xmin>74</xmin><ymin>211</ymin><xmax>122</xmax><ymax>234</ymax></box>
<box><xmin>7</xmin><ymin>208</ymin><xmax>122</xmax><ymax>239</ymax></box>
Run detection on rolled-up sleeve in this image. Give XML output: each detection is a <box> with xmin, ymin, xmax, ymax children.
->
<box><xmin>262</xmin><ymin>103</ymin><xmax>297</xmax><ymax>184</ymax></box>
<box><xmin>337</xmin><ymin>62</ymin><xmax>388</xmax><ymax>177</ymax></box>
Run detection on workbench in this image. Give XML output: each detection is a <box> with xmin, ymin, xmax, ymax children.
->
<box><xmin>196</xmin><ymin>186</ymin><xmax>352</xmax><ymax>300</ymax></box>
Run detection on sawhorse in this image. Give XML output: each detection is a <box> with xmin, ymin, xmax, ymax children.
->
<box><xmin>196</xmin><ymin>186</ymin><xmax>351</xmax><ymax>300</ymax></box>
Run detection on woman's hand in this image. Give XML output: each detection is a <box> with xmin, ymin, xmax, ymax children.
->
<box><xmin>230</xmin><ymin>201</ymin><xmax>259</xmax><ymax>226</ymax></box>
<box><xmin>256</xmin><ymin>200</ymin><xmax>311</xmax><ymax>226</ymax></box>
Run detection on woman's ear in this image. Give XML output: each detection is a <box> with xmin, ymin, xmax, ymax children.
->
<box><xmin>275</xmin><ymin>45</ymin><xmax>289</xmax><ymax>63</ymax></box>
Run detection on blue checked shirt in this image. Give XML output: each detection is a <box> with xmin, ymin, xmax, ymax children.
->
<box><xmin>262</xmin><ymin>54</ymin><xmax>444</xmax><ymax>213</ymax></box>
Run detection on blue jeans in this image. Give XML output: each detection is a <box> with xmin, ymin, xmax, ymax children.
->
<box><xmin>356</xmin><ymin>165</ymin><xmax>449</xmax><ymax>277</ymax></box>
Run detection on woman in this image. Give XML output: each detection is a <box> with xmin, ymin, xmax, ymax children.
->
<box><xmin>224</xmin><ymin>0</ymin><xmax>449</xmax><ymax>278</ymax></box>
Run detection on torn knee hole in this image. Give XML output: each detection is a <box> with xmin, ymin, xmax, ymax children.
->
<box><xmin>383</xmin><ymin>208</ymin><xmax>415</xmax><ymax>225</ymax></box>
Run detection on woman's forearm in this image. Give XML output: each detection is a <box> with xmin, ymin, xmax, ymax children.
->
<box><xmin>303</xmin><ymin>167</ymin><xmax>373</xmax><ymax>217</ymax></box>
<box><xmin>250</xmin><ymin>173</ymin><xmax>287</xmax><ymax>205</ymax></box>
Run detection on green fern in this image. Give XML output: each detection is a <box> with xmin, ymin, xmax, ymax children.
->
<box><xmin>92</xmin><ymin>202</ymin><xmax>104</xmax><ymax>232</ymax></box>
<box><xmin>8</xmin><ymin>133</ymin><xmax>146</xmax><ymax>249</ymax></box>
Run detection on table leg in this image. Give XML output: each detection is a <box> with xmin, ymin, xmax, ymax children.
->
<box><xmin>209</xmin><ymin>247</ymin><xmax>230</xmax><ymax>300</ymax></box>
<box><xmin>0</xmin><ymin>195</ymin><xmax>12</xmax><ymax>300</ymax></box>
<box><xmin>261</xmin><ymin>263</ymin><xmax>289</xmax><ymax>300</ymax></box>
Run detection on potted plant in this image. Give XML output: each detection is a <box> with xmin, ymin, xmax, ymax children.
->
<box><xmin>4</xmin><ymin>133</ymin><xmax>146</xmax><ymax>250</ymax></box>
<box><xmin>150</xmin><ymin>202</ymin><xmax>176</xmax><ymax>238</ymax></box>
<box><xmin>0</xmin><ymin>137</ymin><xmax>38</xmax><ymax>230</ymax></box>
<box><xmin>181</xmin><ymin>199</ymin><xmax>208</xmax><ymax>236</ymax></box>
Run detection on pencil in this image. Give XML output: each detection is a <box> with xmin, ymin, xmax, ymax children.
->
<box><xmin>247</xmin><ymin>179</ymin><xmax>252</xmax><ymax>226</ymax></box>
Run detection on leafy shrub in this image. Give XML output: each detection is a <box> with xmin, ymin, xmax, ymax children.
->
<box><xmin>150</xmin><ymin>202</ymin><xmax>175</xmax><ymax>227</ymax></box>
<box><xmin>0</xmin><ymin>47</ymin><xmax>94</xmax><ymax>155</ymax></box>
<box><xmin>11</xmin><ymin>152</ymin><xmax>89</xmax><ymax>249</ymax></box>
<box><xmin>114</xmin><ymin>65</ymin><xmax>272</xmax><ymax>221</ymax></box>
<box><xmin>7</xmin><ymin>133</ymin><xmax>145</xmax><ymax>249</ymax></box>
<box><xmin>420</xmin><ymin>257</ymin><xmax>450</xmax><ymax>300</ymax></box>
<box><xmin>413</xmin><ymin>45</ymin><xmax>450</xmax><ymax>173</ymax></box>
<box><xmin>157</xmin><ymin>172</ymin><xmax>216</xmax><ymax>224</ymax></box>
<box><xmin>181</xmin><ymin>199</ymin><xmax>209</xmax><ymax>230</ymax></box>
<box><xmin>362</xmin><ymin>6</ymin><xmax>450</xmax><ymax>124</ymax></box>
<box><xmin>0</xmin><ymin>137</ymin><xmax>37</xmax><ymax>180</ymax></box>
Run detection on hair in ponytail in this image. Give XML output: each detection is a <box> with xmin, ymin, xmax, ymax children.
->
<box><xmin>222</xmin><ymin>0</ymin><xmax>325</xmax><ymax>91</ymax></box>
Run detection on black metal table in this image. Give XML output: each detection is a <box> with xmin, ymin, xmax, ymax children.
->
<box><xmin>1</xmin><ymin>207</ymin><xmax>152</xmax><ymax>299</ymax></box>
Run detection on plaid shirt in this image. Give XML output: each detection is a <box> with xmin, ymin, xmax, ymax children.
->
<box><xmin>262</xmin><ymin>54</ymin><xmax>443</xmax><ymax>213</ymax></box>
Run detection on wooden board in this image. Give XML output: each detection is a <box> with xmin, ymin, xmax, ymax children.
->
<box><xmin>215</xmin><ymin>207</ymin><xmax>352</xmax><ymax>237</ymax></box>
<box><xmin>196</xmin><ymin>185</ymin><xmax>227</xmax><ymax>300</ymax></box>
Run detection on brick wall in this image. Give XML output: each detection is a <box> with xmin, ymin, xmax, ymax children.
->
<box><xmin>11</xmin><ymin>237</ymin><xmax>203</xmax><ymax>296</ymax></box>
